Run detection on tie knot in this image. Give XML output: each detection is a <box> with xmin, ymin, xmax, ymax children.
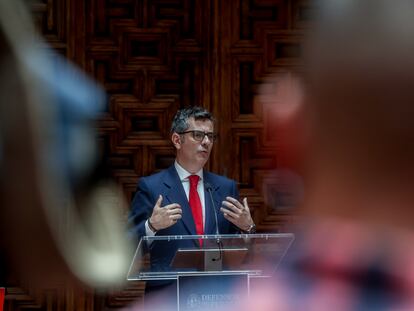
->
<box><xmin>188</xmin><ymin>175</ymin><xmax>200</xmax><ymax>187</ymax></box>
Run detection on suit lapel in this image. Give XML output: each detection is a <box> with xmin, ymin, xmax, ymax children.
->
<box><xmin>163</xmin><ymin>166</ymin><xmax>197</xmax><ymax>236</ymax></box>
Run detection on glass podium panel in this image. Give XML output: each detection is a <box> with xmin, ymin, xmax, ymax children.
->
<box><xmin>127</xmin><ymin>233</ymin><xmax>294</xmax><ymax>281</ymax></box>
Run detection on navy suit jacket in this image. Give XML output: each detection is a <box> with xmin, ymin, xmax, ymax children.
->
<box><xmin>128</xmin><ymin>165</ymin><xmax>239</xmax><ymax>272</ymax></box>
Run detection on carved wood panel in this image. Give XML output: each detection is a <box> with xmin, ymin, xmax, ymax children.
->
<box><xmin>4</xmin><ymin>0</ymin><xmax>313</xmax><ymax>310</ymax></box>
<box><xmin>85</xmin><ymin>0</ymin><xmax>215</xmax><ymax>208</ymax></box>
<box><xmin>217</xmin><ymin>0</ymin><xmax>312</xmax><ymax>234</ymax></box>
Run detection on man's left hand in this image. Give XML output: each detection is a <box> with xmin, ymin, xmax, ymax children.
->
<box><xmin>221</xmin><ymin>197</ymin><xmax>254</xmax><ymax>232</ymax></box>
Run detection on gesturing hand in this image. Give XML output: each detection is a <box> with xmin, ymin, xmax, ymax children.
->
<box><xmin>149</xmin><ymin>195</ymin><xmax>182</xmax><ymax>231</ymax></box>
<box><xmin>220</xmin><ymin>197</ymin><xmax>254</xmax><ymax>231</ymax></box>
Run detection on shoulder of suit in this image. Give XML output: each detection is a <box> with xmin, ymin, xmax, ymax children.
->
<box><xmin>138</xmin><ymin>167</ymin><xmax>172</xmax><ymax>185</ymax></box>
<box><xmin>204</xmin><ymin>171</ymin><xmax>236</xmax><ymax>185</ymax></box>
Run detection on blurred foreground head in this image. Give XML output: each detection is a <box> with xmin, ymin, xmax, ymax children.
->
<box><xmin>305</xmin><ymin>0</ymin><xmax>414</xmax><ymax>227</ymax></box>
<box><xmin>238</xmin><ymin>3</ymin><xmax>414</xmax><ymax>310</ymax></box>
<box><xmin>0</xmin><ymin>1</ymin><xmax>131</xmax><ymax>288</ymax></box>
<box><xmin>307</xmin><ymin>0</ymin><xmax>414</xmax><ymax>176</ymax></box>
<box><xmin>263</xmin><ymin>0</ymin><xmax>414</xmax><ymax>228</ymax></box>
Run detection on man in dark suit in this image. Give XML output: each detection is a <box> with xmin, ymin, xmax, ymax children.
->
<box><xmin>128</xmin><ymin>106</ymin><xmax>255</xmax><ymax>297</ymax></box>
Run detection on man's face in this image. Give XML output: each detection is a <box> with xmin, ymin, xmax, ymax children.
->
<box><xmin>172</xmin><ymin>117</ymin><xmax>214</xmax><ymax>173</ymax></box>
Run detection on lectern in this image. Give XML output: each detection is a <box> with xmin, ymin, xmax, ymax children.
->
<box><xmin>127</xmin><ymin>234</ymin><xmax>294</xmax><ymax>311</ymax></box>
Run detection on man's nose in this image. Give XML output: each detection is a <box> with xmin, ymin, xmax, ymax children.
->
<box><xmin>201</xmin><ymin>135</ymin><xmax>212</xmax><ymax>144</ymax></box>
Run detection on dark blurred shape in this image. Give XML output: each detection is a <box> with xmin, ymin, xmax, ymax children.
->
<box><xmin>0</xmin><ymin>0</ymin><xmax>130</xmax><ymax>289</ymax></box>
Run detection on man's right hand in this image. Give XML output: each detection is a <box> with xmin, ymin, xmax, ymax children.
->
<box><xmin>149</xmin><ymin>195</ymin><xmax>182</xmax><ymax>231</ymax></box>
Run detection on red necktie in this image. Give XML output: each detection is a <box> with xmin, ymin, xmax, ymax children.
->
<box><xmin>188</xmin><ymin>175</ymin><xmax>204</xmax><ymax>246</ymax></box>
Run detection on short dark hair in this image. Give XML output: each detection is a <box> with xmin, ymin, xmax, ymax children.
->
<box><xmin>170</xmin><ymin>106</ymin><xmax>214</xmax><ymax>133</ymax></box>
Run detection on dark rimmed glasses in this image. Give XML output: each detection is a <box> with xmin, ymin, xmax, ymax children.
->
<box><xmin>178</xmin><ymin>130</ymin><xmax>218</xmax><ymax>142</ymax></box>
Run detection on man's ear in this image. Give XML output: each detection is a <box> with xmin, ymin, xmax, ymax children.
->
<box><xmin>171</xmin><ymin>132</ymin><xmax>181</xmax><ymax>149</ymax></box>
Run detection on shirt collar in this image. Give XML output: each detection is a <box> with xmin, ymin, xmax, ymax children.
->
<box><xmin>174</xmin><ymin>161</ymin><xmax>203</xmax><ymax>181</ymax></box>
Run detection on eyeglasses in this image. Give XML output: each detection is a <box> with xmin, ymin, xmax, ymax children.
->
<box><xmin>178</xmin><ymin>130</ymin><xmax>218</xmax><ymax>142</ymax></box>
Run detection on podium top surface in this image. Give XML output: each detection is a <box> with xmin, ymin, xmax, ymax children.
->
<box><xmin>127</xmin><ymin>233</ymin><xmax>294</xmax><ymax>281</ymax></box>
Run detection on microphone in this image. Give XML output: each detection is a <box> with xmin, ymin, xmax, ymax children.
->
<box><xmin>204</xmin><ymin>182</ymin><xmax>220</xmax><ymax>236</ymax></box>
<box><xmin>204</xmin><ymin>182</ymin><xmax>222</xmax><ymax>262</ymax></box>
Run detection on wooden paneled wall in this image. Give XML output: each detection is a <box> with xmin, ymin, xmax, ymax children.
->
<box><xmin>5</xmin><ymin>0</ymin><xmax>313</xmax><ymax>310</ymax></box>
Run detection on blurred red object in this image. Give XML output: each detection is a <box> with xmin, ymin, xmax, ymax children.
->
<box><xmin>0</xmin><ymin>287</ymin><xmax>4</xmax><ymax>311</ymax></box>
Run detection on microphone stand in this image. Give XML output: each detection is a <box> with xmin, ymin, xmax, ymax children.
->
<box><xmin>205</xmin><ymin>183</ymin><xmax>223</xmax><ymax>262</ymax></box>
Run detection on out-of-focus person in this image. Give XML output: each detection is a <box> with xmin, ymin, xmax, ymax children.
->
<box><xmin>0</xmin><ymin>0</ymin><xmax>131</xmax><ymax>295</ymax></box>
<box><xmin>237</xmin><ymin>0</ymin><xmax>414</xmax><ymax>310</ymax></box>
